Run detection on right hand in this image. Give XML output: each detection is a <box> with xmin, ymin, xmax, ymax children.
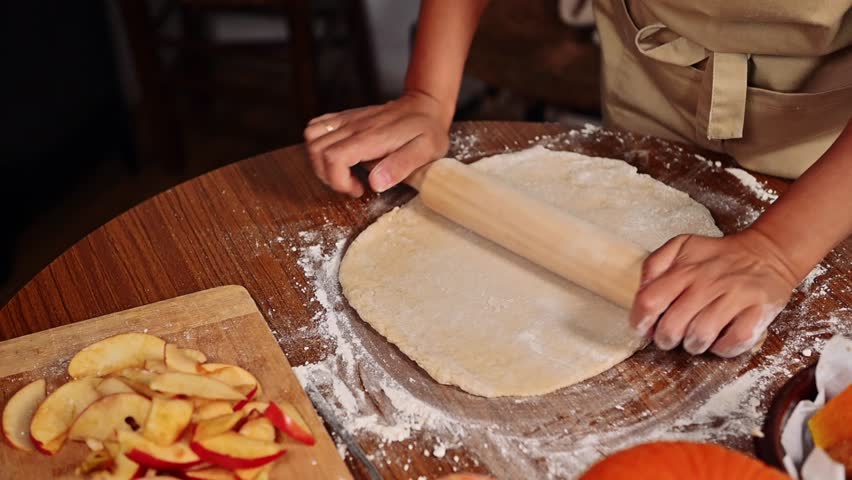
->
<box><xmin>303</xmin><ymin>90</ymin><xmax>452</xmax><ymax>197</ymax></box>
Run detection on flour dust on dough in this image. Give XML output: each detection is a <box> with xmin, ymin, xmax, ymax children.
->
<box><xmin>340</xmin><ymin>146</ymin><xmax>722</xmax><ymax>397</ymax></box>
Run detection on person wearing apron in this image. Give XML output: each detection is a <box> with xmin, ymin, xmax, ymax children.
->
<box><xmin>303</xmin><ymin>1</ymin><xmax>852</xmax><ymax>358</ymax></box>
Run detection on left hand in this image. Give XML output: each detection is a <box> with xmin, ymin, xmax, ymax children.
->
<box><xmin>629</xmin><ymin>229</ymin><xmax>799</xmax><ymax>358</ymax></box>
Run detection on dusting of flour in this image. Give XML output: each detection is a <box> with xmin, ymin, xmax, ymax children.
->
<box><xmin>724</xmin><ymin>168</ymin><xmax>779</xmax><ymax>203</ymax></box>
<box><xmin>280</xmin><ymin>134</ymin><xmax>852</xmax><ymax>479</ymax></box>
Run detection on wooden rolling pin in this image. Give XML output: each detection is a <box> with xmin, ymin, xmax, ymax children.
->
<box><xmin>403</xmin><ymin>158</ymin><xmax>649</xmax><ymax>310</ymax></box>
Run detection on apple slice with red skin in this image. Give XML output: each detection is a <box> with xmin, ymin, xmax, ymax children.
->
<box><xmin>30</xmin><ymin>377</ymin><xmax>101</xmax><ymax>454</ymax></box>
<box><xmin>184</xmin><ymin>467</ymin><xmax>238</xmax><ymax>480</ymax></box>
<box><xmin>191</xmin><ymin>432</ymin><xmax>285</xmax><ymax>469</ymax></box>
<box><xmin>32</xmin><ymin>433</ymin><xmax>66</xmax><ymax>456</ymax></box>
<box><xmin>142</xmin><ymin>396</ymin><xmax>194</xmax><ymax>446</ymax></box>
<box><xmin>2</xmin><ymin>379</ymin><xmax>46</xmax><ymax>451</ymax></box>
<box><xmin>233</xmin><ymin>386</ymin><xmax>258</xmax><ymax>412</ymax></box>
<box><xmin>120</xmin><ymin>430</ymin><xmax>201</xmax><ymax>470</ymax></box>
<box><xmin>151</xmin><ymin>372</ymin><xmax>245</xmax><ymax>401</ymax></box>
<box><xmin>68</xmin><ymin>333</ymin><xmax>165</xmax><ymax>378</ymax></box>
<box><xmin>235</xmin><ymin>418</ymin><xmax>277</xmax><ymax>480</ymax></box>
<box><xmin>264</xmin><ymin>401</ymin><xmax>315</xmax><ymax>446</ymax></box>
<box><xmin>68</xmin><ymin>393</ymin><xmax>151</xmax><ymax>442</ymax></box>
<box><xmin>193</xmin><ymin>411</ymin><xmax>246</xmax><ymax>442</ymax></box>
<box><xmin>164</xmin><ymin>344</ymin><xmax>201</xmax><ymax>374</ymax></box>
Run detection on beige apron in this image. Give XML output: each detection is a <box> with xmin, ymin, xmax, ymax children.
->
<box><xmin>594</xmin><ymin>0</ymin><xmax>852</xmax><ymax>178</ymax></box>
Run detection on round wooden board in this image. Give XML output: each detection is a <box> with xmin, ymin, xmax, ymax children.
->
<box><xmin>2</xmin><ymin>122</ymin><xmax>851</xmax><ymax>479</ymax></box>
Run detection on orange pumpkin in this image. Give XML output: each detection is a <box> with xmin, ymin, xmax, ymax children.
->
<box><xmin>809</xmin><ymin>384</ymin><xmax>852</xmax><ymax>449</ymax></box>
<box><xmin>580</xmin><ymin>442</ymin><xmax>790</xmax><ymax>480</ymax></box>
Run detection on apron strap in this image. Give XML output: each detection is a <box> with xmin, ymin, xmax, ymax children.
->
<box><xmin>634</xmin><ymin>24</ymin><xmax>748</xmax><ymax>140</ymax></box>
<box><xmin>634</xmin><ymin>24</ymin><xmax>708</xmax><ymax>66</ymax></box>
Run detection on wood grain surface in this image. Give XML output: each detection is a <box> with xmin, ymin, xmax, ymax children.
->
<box><xmin>0</xmin><ymin>285</ymin><xmax>351</xmax><ymax>479</ymax></box>
<box><xmin>1</xmin><ymin>121</ymin><xmax>851</xmax><ymax>479</ymax></box>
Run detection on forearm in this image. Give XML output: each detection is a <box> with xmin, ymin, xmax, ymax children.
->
<box><xmin>404</xmin><ymin>0</ymin><xmax>490</xmax><ymax>125</ymax></box>
<box><xmin>747</xmin><ymin>117</ymin><xmax>852</xmax><ymax>281</ymax></box>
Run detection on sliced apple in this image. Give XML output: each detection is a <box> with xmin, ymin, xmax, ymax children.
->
<box><xmin>239</xmin><ymin>402</ymin><xmax>269</xmax><ymax>416</ymax></box>
<box><xmin>200</xmin><ymin>364</ymin><xmax>261</xmax><ymax>394</ymax></box>
<box><xmin>69</xmin><ymin>333</ymin><xmax>165</xmax><ymax>378</ymax></box>
<box><xmin>142</xmin><ymin>396</ymin><xmax>194</xmax><ymax>446</ymax></box>
<box><xmin>69</xmin><ymin>393</ymin><xmax>151</xmax><ymax>442</ymax></box>
<box><xmin>165</xmin><ymin>344</ymin><xmax>201</xmax><ymax>374</ymax></box>
<box><xmin>233</xmin><ymin>386</ymin><xmax>258</xmax><ymax>412</ymax></box>
<box><xmin>235</xmin><ymin>464</ymin><xmax>270</xmax><ymax>480</ymax></box>
<box><xmin>239</xmin><ymin>418</ymin><xmax>275</xmax><ymax>443</ymax></box>
<box><xmin>180</xmin><ymin>348</ymin><xmax>207</xmax><ymax>364</ymax></box>
<box><xmin>89</xmin><ymin>452</ymin><xmax>143</xmax><ymax>480</ymax></box>
<box><xmin>185</xmin><ymin>467</ymin><xmax>238</xmax><ymax>480</ymax></box>
<box><xmin>120</xmin><ymin>430</ymin><xmax>201</xmax><ymax>470</ymax></box>
<box><xmin>79</xmin><ymin>448</ymin><xmax>115</xmax><ymax>474</ymax></box>
<box><xmin>191</xmin><ymin>432</ymin><xmax>285</xmax><ymax>469</ymax></box>
<box><xmin>96</xmin><ymin>378</ymin><xmax>135</xmax><ymax>396</ymax></box>
<box><xmin>234</xmin><ymin>418</ymin><xmax>276</xmax><ymax>479</ymax></box>
<box><xmin>144</xmin><ymin>359</ymin><xmax>168</xmax><ymax>374</ymax></box>
<box><xmin>235</xmin><ymin>464</ymin><xmax>271</xmax><ymax>480</ymax></box>
<box><xmin>264</xmin><ymin>401</ymin><xmax>315</xmax><ymax>446</ymax></box>
<box><xmin>192</xmin><ymin>401</ymin><xmax>235</xmax><ymax>423</ymax></box>
<box><xmin>30</xmin><ymin>377</ymin><xmax>101</xmax><ymax>454</ymax></box>
<box><xmin>87</xmin><ymin>438</ymin><xmax>106</xmax><ymax>451</ymax></box>
<box><xmin>193</xmin><ymin>411</ymin><xmax>246</xmax><ymax>442</ymax></box>
<box><xmin>116</xmin><ymin>368</ymin><xmax>159</xmax><ymax>398</ymax></box>
<box><xmin>2</xmin><ymin>378</ymin><xmax>46</xmax><ymax>451</ymax></box>
<box><xmin>151</xmin><ymin>372</ymin><xmax>245</xmax><ymax>401</ymax></box>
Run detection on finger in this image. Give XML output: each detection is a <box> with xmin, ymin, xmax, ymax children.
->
<box><xmin>369</xmin><ymin>135</ymin><xmax>437</xmax><ymax>192</ymax></box>
<box><xmin>304</xmin><ymin>115</ymin><xmax>345</xmax><ymax>142</ymax></box>
<box><xmin>640</xmin><ymin>235</ymin><xmax>690</xmax><ymax>286</ymax></box>
<box><xmin>653</xmin><ymin>285</ymin><xmax>720</xmax><ymax>351</ymax></box>
<box><xmin>710</xmin><ymin>304</ymin><xmax>780</xmax><ymax>358</ymax></box>
<box><xmin>322</xmin><ymin>116</ymin><xmax>429</xmax><ymax>177</ymax></box>
<box><xmin>681</xmin><ymin>294</ymin><xmax>744</xmax><ymax>354</ymax></box>
<box><xmin>323</xmin><ymin>146</ymin><xmax>367</xmax><ymax>197</ymax></box>
<box><xmin>306</xmin><ymin>127</ymin><xmax>356</xmax><ymax>185</ymax></box>
<box><xmin>305</xmin><ymin>106</ymin><xmax>380</xmax><ymax>142</ymax></box>
<box><xmin>307</xmin><ymin>105</ymin><xmax>372</xmax><ymax>126</ymax></box>
<box><xmin>629</xmin><ymin>265</ymin><xmax>696</xmax><ymax>337</ymax></box>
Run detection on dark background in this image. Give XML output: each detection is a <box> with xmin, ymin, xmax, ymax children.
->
<box><xmin>0</xmin><ymin>0</ymin><xmax>601</xmax><ymax>306</ymax></box>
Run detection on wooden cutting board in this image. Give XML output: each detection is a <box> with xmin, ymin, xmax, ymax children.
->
<box><xmin>0</xmin><ymin>285</ymin><xmax>352</xmax><ymax>480</ymax></box>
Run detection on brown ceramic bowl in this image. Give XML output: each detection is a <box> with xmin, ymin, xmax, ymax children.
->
<box><xmin>754</xmin><ymin>364</ymin><xmax>817</xmax><ymax>470</ymax></box>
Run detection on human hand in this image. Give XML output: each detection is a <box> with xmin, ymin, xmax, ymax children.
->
<box><xmin>303</xmin><ymin>90</ymin><xmax>452</xmax><ymax>197</ymax></box>
<box><xmin>629</xmin><ymin>229</ymin><xmax>799</xmax><ymax>358</ymax></box>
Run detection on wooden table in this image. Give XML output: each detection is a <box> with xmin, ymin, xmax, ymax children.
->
<box><xmin>2</xmin><ymin>122</ymin><xmax>851</xmax><ymax>479</ymax></box>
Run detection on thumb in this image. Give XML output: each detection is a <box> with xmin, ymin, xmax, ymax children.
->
<box><xmin>369</xmin><ymin>136</ymin><xmax>439</xmax><ymax>192</ymax></box>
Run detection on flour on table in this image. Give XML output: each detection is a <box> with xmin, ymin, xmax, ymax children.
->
<box><xmin>279</xmin><ymin>130</ymin><xmax>852</xmax><ymax>479</ymax></box>
<box><xmin>339</xmin><ymin>147</ymin><xmax>721</xmax><ymax>397</ymax></box>
<box><xmin>724</xmin><ymin>167</ymin><xmax>779</xmax><ymax>203</ymax></box>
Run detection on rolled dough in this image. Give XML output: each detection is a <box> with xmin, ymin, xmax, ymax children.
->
<box><xmin>340</xmin><ymin>147</ymin><xmax>721</xmax><ymax>397</ymax></box>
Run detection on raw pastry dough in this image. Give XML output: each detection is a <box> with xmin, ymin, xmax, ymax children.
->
<box><xmin>340</xmin><ymin>147</ymin><xmax>721</xmax><ymax>397</ymax></box>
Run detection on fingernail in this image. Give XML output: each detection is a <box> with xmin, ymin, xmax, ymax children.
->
<box><xmin>654</xmin><ymin>335</ymin><xmax>679</xmax><ymax>351</ymax></box>
<box><xmin>683</xmin><ymin>335</ymin><xmax>711</xmax><ymax>355</ymax></box>
<box><xmin>633</xmin><ymin>315</ymin><xmax>656</xmax><ymax>337</ymax></box>
<box><xmin>371</xmin><ymin>167</ymin><xmax>392</xmax><ymax>192</ymax></box>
